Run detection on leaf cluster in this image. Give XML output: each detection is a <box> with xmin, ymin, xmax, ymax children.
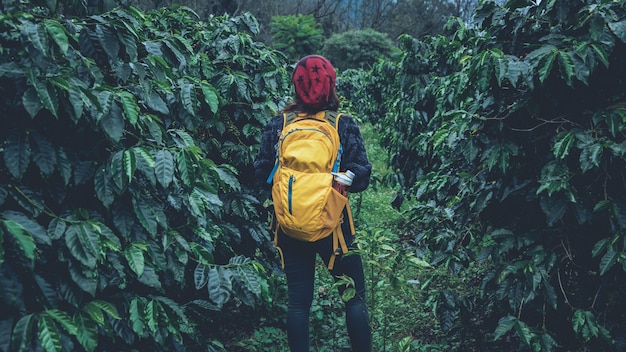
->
<box><xmin>270</xmin><ymin>14</ymin><xmax>324</xmax><ymax>62</ymax></box>
<box><xmin>352</xmin><ymin>0</ymin><xmax>626</xmax><ymax>350</ymax></box>
<box><xmin>0</xmin><ymin>4</ymin><xmax>289</xmax><ymax>351</ymax></box>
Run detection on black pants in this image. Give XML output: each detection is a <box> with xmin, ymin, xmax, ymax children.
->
<box><xmin>278</xmin><ymin>229</ymin><xmax>372</xmax><ymax>351</ymax></box>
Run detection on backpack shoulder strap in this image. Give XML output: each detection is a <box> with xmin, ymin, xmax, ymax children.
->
<box><xmin>284</xmin><ymin>112</ymin><xmax>298</xmax><ymax>127</ymax></box>
<box><xmin>323</xmin><ymin>110</ymin><xmax>342</xmax><ymax>129</ymax></box>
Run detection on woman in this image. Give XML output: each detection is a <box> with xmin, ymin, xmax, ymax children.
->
<box><xmin>254</xmin><ymin>55</ymin><xmax>372</xmax><ymax>351</ymax></box>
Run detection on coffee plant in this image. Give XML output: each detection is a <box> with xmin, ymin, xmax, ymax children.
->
<box><xmin>0</xmin><ymin>1</ymin><xmax>290</xmax><ymax>351</ymax></box>
<box><xmin>354</xmin><ymin>0</ymin><xmax>626</xmax><ymax>350</ymax></box>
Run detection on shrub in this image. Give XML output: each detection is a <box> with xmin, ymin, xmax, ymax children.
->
<box><xmin>355</xmin><ymin>1</ymin><xmax>626</xmax><ymax>351</ymax></box>
<box><xmin>0</xmin><ymin>3</ymin><xmax>289</xmax><ymax>350</ymax></box>
<box><xmin>270</xmin><ymin>14</ymin><xmax>323</xmax><ymax>62</ymax></box>
<box><xmin>321</xmin><ymin>28</ymin><xmax>398</xmax><ymax>70</ymax></box>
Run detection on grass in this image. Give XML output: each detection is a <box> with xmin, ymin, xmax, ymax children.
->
<box><xmin>352</xmin><ymin>122</ymin><xmax>404</xmax><ymax>227</ymax></box>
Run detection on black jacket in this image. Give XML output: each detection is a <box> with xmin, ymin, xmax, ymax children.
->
<box><xmin>253</xmin><ymin>113</ymin><xmax>372</xmax><ymax>193</ymax></box>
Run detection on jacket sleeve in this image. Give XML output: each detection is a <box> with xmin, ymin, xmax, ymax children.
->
<box><xmin>253</xmin><ymin>115</ymin><xmax>283</xmax><ymax>192</ymax></box>
<box><xmin>337</xmin><ymin>115</ymin><xmax>372</xmax><ymax>193</ymax></box>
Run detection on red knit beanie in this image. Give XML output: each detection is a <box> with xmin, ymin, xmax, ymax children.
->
<box><xmin>292</xmin><ymin>55</ymin><xmax>336</xmax><ymax>109</ymax></box>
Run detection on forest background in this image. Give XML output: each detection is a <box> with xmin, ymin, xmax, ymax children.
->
<box><xmin>1</xmin><ymin>0</ymin><xmax>626</xmax><ymax>351</ymax></box>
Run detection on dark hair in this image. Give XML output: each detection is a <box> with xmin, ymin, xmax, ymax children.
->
<box><xmin>281</xmin><ymin>90</ymin><xmax>340</xmax><ymax>114</ymax></box>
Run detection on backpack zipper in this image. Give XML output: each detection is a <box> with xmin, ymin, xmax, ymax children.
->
<box><xmin>288</xmin><ymin>174</ymin><xmax>295</xmax><ymax>214</ymax></box>
<box><xmin>282</xmin><ymin>127</ymin><xmax>333</xmax><ymax>145</ymax></box>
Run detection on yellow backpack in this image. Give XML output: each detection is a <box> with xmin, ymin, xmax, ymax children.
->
<box><xmin>266</xmin><ymin>110</ymin><xmax>355</xmax><ymax>269</ymax></box>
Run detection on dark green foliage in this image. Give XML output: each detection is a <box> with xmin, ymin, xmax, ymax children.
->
<box><xmin>321</xmin><ymin>29</ymin><xmax>398</xmax><ymax>70</ymax></box>
<box><xmin>0</xmin><ymin>3</ymin><xmax>289</xmax><ymax>351</ymax></box>
<box><xmin>353</xmin><ymin>0</ymin><xmax>626</xmax><ymax>350</ymax></box>
<box><xmin>270</xmin><ymin>14</ymin><xmax>324</xmax><ymax>62</ymax></box>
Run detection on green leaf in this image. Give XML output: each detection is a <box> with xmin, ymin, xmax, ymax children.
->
<box><xmin>7</xmin><ymin>185</ymin><xmax>44</xmax><ymax>217</ymax></box>
<box><xmin>163</xmin><ymin>39</ymin><xmax>187</xmax><ymax>69</ymax></box>
<box><xmin>180</xmin><ymin>82</ymin><xmax>196</xmax><ymax>116</ymax></box>
<box><xmin>188</xmin><ymin>189</ymin><xmax>206</xmax><ymax>218</ymax></box>
<box><xmin>24</xmin><ymin>22</ymin><xmax>49</xmax><ymax>54</ymax></box>
<box><xmin>146</xmin><ymin>91</ymin><xmax>169</xmax><ymax>114</ymax></box>
<box><xmin>85</xmin><ymin>300</ymin><xmax>121</xmax><ymax>321</ymax></box>
<box><xmin>43</xmin><ymin>19</ymin><xmax>69</xmax><ymax>54</ymax></box>
<box><xmin>537</xmin><ymin>161</ymin><xmax>572</xmax><ymax>198</ymax></box>
<box><xmin>194</xmin><ymin>263</ymin><xmax>209</xmax><ymax>289</ymax></box>
<box><xmin>125</xmin><ymin>243</ymin><xmax>146</xmax><ymax>277</ymax></box>
<box><xmin>68</xmin><ymin>84</ymin><xmax>84</xmax><ymax>123</ymax></box>
<box><xmin>572</xmin><ymin>309</ymin><xmax>585</xmax><ymax>333</ymax></box>
<box><xmin>49</xmin><ymin>76</ymin><xmax>69</xmax><ymax>91</ymax></box>
<box><xmin>154</xmin><ymin>295</ymin><xmax>189</xmax><ymax>327</ymax></box>
<box><xmin>132</xmin><ymin>194</ymin><xmax>158</xmax><ymax>236</ymax></box>
<box><xmin>37</xmin><ymin>314</ymin><xmax>62</xmax><ymax>352</ymax></box>
<box><xmin>190</xmin><ymin>187</ymin><xmax>223</xmax><ymax>217</ymax></box>
<box><xmin>552</xmin><ymin>131</ymin><xmax>575</xmax><ymax>159</ymax></box>
<box><xmin>0</xmin><ymin>229</ymin><xmax>4</xmax><ymax>267</ymax></box>
<box><xmin>123</xmin><ymin>149</ymin><xmax>136</xmax><ymax>184</ymax></box>
<box><xmin>599</xmin><ymin>245</ymin><xmax>618</xmax><ymax>275</ymax></box>
<box><xmin>155</xmin><ymin>149</ymin><xmax>174</xmax><ymax>188</ymax></box>
<box><xmin>235</xmin><ymin>265</ymin><xmax>262</xmax><ymax>300</ymax></box>
<box><xmin>591</xmin><ymin>238</ymin><xmax>609</xmax><ymax>258</ymax></box>
<box><xmin>96</xmin><ymin>90</ymin><xmax>114</xmax><ymax>118</ymax></box>
<box><xmin>45</xmin><ymin>309</ymin><xmax>77</xmax><ymax>336</ymax></box>
<box><xmin>3</xmin><ymin>133</ymin><xmax>31</xmax><ymax>179</ymax></box>
<box><xmin>74</xmin><ymin>312</ymin><xmax>98</xmax><ymax>352</ymax></box>
<box><xmin>170</xmin><ymin>129</ymin><xmax>196</xmax><ymax>147</ymax></box>
<box><xmin>190</xmin><ymin>242</ymin><xmax>214</xmax><ymax>265</ymax></box>
<box><xmin>22</xmin><ymin>87</ymin><xmax>43</xmax><ymax>117</ymax></box>
<box><xmin>2</xmin><ymin>219</ymin><xmax>36</xmax><ymax>260</ymax></box>
<box><xmin>117</xmin><ymin>29</ymin><xmax>138</xmax><ymax>61</ymax></box>
<box><xmin>538</xmin><ymin>49</ymin><xmax>557</xmax><ymax>84</ymax></box>
<box><xmin>77</xmin><ymin>222</ymin><xmax>101</xmax><ymax>260</ymax></box>
<box><xmin>611</xmin><ymin>201</ymin><xmax>626</xmax><ymax>229</ymax></box>
<box><xmin>30</xmin><ymin>73</ymin><xmax>59</xmax><ymax>118</ymax></box>
<box><xmin>141</xmin><ymin>115</ymin><xmax>164</xmax><ymax>145</ymax></box>
<box><xmin>493</xmin><ymin>315</ymin><xmax>516</xmax><ymax>340</ymax></box>
<box><xmin>540</xmin><ymin>332</ymin><xmax>559</xmax><ymax>351</ymax></box>
<box><xmin>56</xmin><ymin>148</ymin><xmax>72</xmax><ymax>185</ymax></box>
<box><xmin>98</xmin><ymin>223</ymin><xmax>121</xmax><ymax>251</ymax></box>
<box><xmin>200</xmin><ymin>81</ymin><xmax>219</xmax><ymax>114</ymax></box>
<box><xmin>608</xmin><ymin>20</ymin><xmax>626</xmax><ymax>44</ymax></box>
<box><xmin>109</xmin><ymin>151</ymin><xmax>126</xmax><ymax>190</ymax></box>
<box><xmin>133</xmin><ymin>147</ymin><xmax>155</xmax><ymax>168</ymax></box>
<box><xmin>1</xmin><ymin>210</ymin><xmax>49</xmax><ymax>245</ymax></box>
<box><xmin>100</xmin><ymin>102</ymin><xmax>124</xmax><ymax>142</ymax></box>
<box><xmin>68</xmin><ymin>259</ymin><xmax>97</xmax><ymax>296</ymax></box>
<box><xmin>214</xmin><ymin>165</ymin><xmax>241</xmax><ymax>191</ymax></box>
<box><xmin>11</xmin><ymin>313</ymin><xmax>35</xmax><ymax>352</ymax></box>
<box><xmin>579</xmin><ymin>143</ymin><xmax>603</xmax><ymax>173</ymax></box>
<box><xmin>542</xmin><ymin>280</ymin><xmax>557</xmax><ymax>309</ymax></box>
<box><xmin>95</xmin><ymin>24</ymin><xmax>120</xmax><ymax>60</ymax></box>
<box><xmin>118</xmin><ymin>91</ymin><xmax>139</xmax><ymax>125</ymax></box>
<box><xmin>557</xmin><ymin>51</ymin><xmax>575</xmax><ymax>86</ymax></box>
<box><xmin>514</xmin><ymin>319</ymin><xmax>532</xmax><ymax>346</ymax></box>
<box><xmin>540</xmin><ymin>195</ymin><xmax>568</xmax><ymax>226</ymax></box>
<box><xmin>590</xmin><ymin>43</ymin><xmax>609</xmax><ymax>68</ymax></box>
<box><xmin>129</xmin><ymin>298</ymin><xmax>146</xmax><ymax>336</ymax></box>
<box><xmin>65</xmin><ymin>224</ymin><xmax>96</xmax><ymax>268</ymax></box>
<box><xmin>176</xmin><ymin>149</ymin><xmax>193</xmax><ymax>186</ymax></box>
<box><xmin>31</xmin><ymin>133</ymin><xmax>56</xmax><ymax>177</ymax></box>
<box><xmin>94</xmin><ymin>166</ymin><xmax>114</xmax><ymax>208</ymax></box>
<box><xmin>145</xmin><ymin>300</ymin><xmax>158</xmax><ymax>334</ymax></box>
<box><xmin>207</xmin><ymin>266</ymin><xmax>232</xmax><ymax>309</ymax></box>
